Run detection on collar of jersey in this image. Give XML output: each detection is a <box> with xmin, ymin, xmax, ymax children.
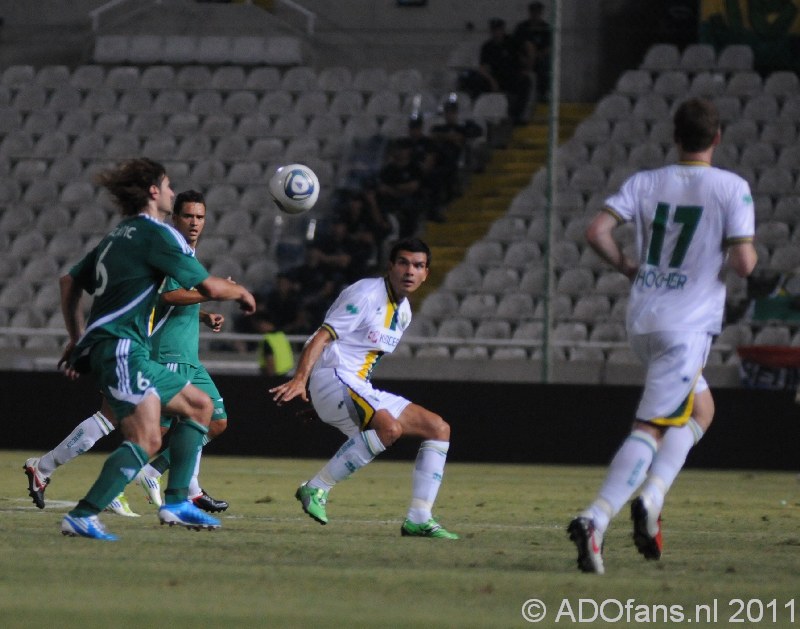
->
<box><xmin>677</xmin><ymin>160</ymin><xmax>711</xmax><ymax>166</ymax></box>
<box><xmin>384</xmin><ymin>277</ymin><xmax>400</xmax><ymax>307</ymax></box>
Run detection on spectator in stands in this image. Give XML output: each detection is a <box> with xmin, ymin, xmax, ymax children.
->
<box><xmin>334</xmin><ymin>188</ymin><xmax>392</xmax><ymax>270</ymax></box>
<box><xmin>308</xmin><ymin>215</ymin><xmax>371</xmax><ymax>287</ymax></box>
<box><xmin>476</xmin><ymin>17</ymin><xmax>532</xmax><ymax>124</ymax></box>
<box><xmin>567</xmin><ymin>98</ymin><xmax>758</xmax><ymax>575</ymax></box>
<box><xmin>376</xmin><ymin>138</ymin><xmax>425</xmax><ymax>238</ymax></box>
<box><xmin>513</xmin><ymin>1</ymin><xmax>551</xmax><ymax>102</ymax></box>
<box><xmin>430</xmin><ymin>97</ymin><xmax>484</xmax><ymax>194</ymax></box>
<box><xmin>405</xmin><ymin>115</ymin><xmax>448</xmax><ymax>222</ymax></box>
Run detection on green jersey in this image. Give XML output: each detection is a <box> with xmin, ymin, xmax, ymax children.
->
<box><xmin>150</xmin><ymin>276</ymin><xmax>202</xmax><ymax>367</ymax></box>
<box><xmin>69</xmin><ymin>214</ymin><xmax>209</xmax><ymax>369</ymax></box>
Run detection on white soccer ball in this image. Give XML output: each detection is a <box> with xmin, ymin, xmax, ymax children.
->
<box><xmin>268</xmin><ymin>163</ymin><xmax>320</xmax><ymax>215</ymax></box>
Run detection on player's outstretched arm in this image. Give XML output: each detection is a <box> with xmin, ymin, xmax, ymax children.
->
<box><xmin>269</xmin><ymin>327</ymin><xmax>333</xmax><ymax>405</ymax></box>
<box><xmin>197</xmin><ymin>276</ymin><xmax>256</xmax><ymax>314</ymax></box>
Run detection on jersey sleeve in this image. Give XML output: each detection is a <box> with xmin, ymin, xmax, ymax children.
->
<box><xmin>321</xmin><ymin>283</ymin><xmax>370</xmax><ymax>340</ymax></box>
<box><xmin>603</xmin><ymin>173</ymin><xmax>641</xmax><ymax>223</ymax></box>
<box><xmin>724</xmin><ymin>177</ymin><xmax>756</xmax><ymax>244</ymax></box>
<box><xmin>148</xmin><ymin>228</ymin><xmax>209</xmax><ymax>290</ymax></box>
<box><xmin>160</xmin><ymin>276</ymin><xmax>183</xmax><ymax>294</ymax></box>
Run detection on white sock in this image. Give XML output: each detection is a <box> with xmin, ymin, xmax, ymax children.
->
<box><xmin>38</xmin><ymin>411</ymin><xmax>114</xmax><ymax>477</ymax></box>
<box><xmin>407</xmin><ymin>440</ymin><xmax>449</xmax><ymax>524</ymax></box>
<box><xmin>188</xmin><ymin>449</ymin><xmax>202</xmax><ymax>498</ymax></box>
<box><xmin>583</xmin><ymin>429</ymin><xmax>658</xmax><ymax>533</ymax></box>
<box><xmin>310</xmin><ymin>430</ymin><xmax>386</xmax><ymax>491</ymax></box>
<box><xmin>639</xmin><ymin>418</ymin><xmax>704</xmax><ymax>513</ymax></box>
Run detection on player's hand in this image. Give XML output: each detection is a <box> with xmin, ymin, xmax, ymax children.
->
<box><xmin>620</xmin><ymin>257</ymin><xmax>638</xmax><ymax>280</ymax></box>
<box><xmin>269</xmin><ymin>379</ymin><xmax>308</xmax><ymax>405</ymax></box>
<box><xmin>204</xmin><ymin>313</ymin><xmax>224</xmax><ymax>332</ymax></box>
<box><xmin>58</xmin><ymin>341</ymin><xmax>80</xmax><ymax>380</ymax></box>
<box><xmin>237</xmin><ymin>290</ymin><xmax>257</xmax><ymax>315</ymax></box>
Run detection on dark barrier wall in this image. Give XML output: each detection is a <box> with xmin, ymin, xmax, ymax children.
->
<box><xmin>5</xmin><ymin>371</ymin><xmax>798</xmax><ymax>470</ymax></box>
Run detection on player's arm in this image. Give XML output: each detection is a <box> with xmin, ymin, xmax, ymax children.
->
<box><xmin>196</xmin><ymin>276</ymin><xmax>256</xmax><ymax>314</ymax></box>
<box><xmin>726</xmin><ymin>240</ymin><xmax>758</xmax><ymax>278</ymax></box>
<box><xmin>269</xmin><ymin>326</ymin><xmax>334</xmax><ymax>405</ymax></box>
<box><xmin>58</xmin><ymin>273</ymin><xmax>86</xmax><ymax>378</ymax></box>
<box><xmin>586</xmin><ymin>209</ymin><xmax>638</xmax><ymax>279</ymax></box>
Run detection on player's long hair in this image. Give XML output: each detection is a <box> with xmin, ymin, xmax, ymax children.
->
<box><xmin>673</xmin><ymin>97</ymin><xmax>719</xmax><ymax>153</ymax></box>
<box><xmin>95</xmin><ymin>158</ymin><xmax>167</xmax><ymax>216</ymax></box>
<box><xmin>389</xmin><ymin>237</ymin><xmax>431</xmax><ymax>267</ymax></box>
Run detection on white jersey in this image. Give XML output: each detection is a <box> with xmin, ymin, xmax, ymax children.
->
<box><xmin>605</xmin><ymin>162</ymin><xmax>755</xmax><ymax>335</ymax></box>
<box><xmin>314</xmin><ymin>277</ymin><xmax>412</xmax><ymax>382</ymax></box>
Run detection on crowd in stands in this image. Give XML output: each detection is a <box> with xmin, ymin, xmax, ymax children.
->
<box><xmin>459</xmin><ymin>1</ymin><xmax>552</xmax><ymax>124</ymax></box>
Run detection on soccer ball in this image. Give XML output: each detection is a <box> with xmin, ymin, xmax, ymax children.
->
<box><xmin>268</xmin><ymin>163</ymin><xmax>320</xmax><ymax>215</ymax></box>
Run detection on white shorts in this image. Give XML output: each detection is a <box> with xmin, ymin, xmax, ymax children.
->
<box><xmin>308</xmin><ymin>367</ymin><xmax>411</xmax><ymax>438</ymax></box>
<box><xmin>630</xmin><ymin>331</ymin><xmax>711</xmax><ymax>426</ymax></box>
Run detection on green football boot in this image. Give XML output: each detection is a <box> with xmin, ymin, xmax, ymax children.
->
<box><xmin>400</xmin><ymin>518</ymin><xmax>459</xmax><ymax>539</ymax></box>
<box><xmin>295</xmin><ymin>482</ymin><xmax>329</xmax><ymax>525</ymax></box>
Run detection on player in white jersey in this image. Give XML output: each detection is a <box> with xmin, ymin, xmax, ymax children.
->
<box><xmin>568</xmin><ymin>97</ymin><xmax>758</xmax><ymax>574</ymax></box>
<box><xmin>270</xmin><ymin>237</ymin><xmax>459</xmax><ymax>539</ymax></box>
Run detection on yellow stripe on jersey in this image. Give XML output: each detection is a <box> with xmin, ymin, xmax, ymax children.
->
<box><xmin>320</xmin><ymin>323</ymin><xmax>338</xmax><ymax>340</ymax></box>
<box><xmin>649</xmin><ymin>369</ymin><xmax>701</xmax><ymax>427</ymax></box>
<box><xmin>724</xmin><ymin>235</ymin><xmax>754</xmax><ymax>245</ymax></box>
<box><xmin>347</xmin><ymin>386</ymin><xmax>375</xmax><ymax>428</ymax></box>
<box><xmin>357</xmin><ymin>349</ymin><xmax>380</xmax><ymax>380</ymax></box>
<box><xmin>602</xmin><ymin>206</ymin><xmax>625</xmax><ymax>223</ymax></box>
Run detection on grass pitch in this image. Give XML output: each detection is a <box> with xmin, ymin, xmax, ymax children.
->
<box><xmin>2</xmin><ymin>452</ymin><xmax>799</xmax><ymax>628</ymax></box>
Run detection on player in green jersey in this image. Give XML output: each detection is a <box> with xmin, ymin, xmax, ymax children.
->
<box><xmin>25</xmin><ymin>190</ymin><xmax>232</xmax><ymax>515</ymax></box>
<box><xmin>56</xmin><ymin>158</ymin><xmax>255</xmax><ymax>540</ymax></box>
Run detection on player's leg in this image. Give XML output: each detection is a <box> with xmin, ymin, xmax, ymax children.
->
<box><xmin>186</xmin><ymin>368</ymin><xmax>229</xmax><ymax>511</ymax></box>
<box><xmin>135</xmin><ymin>422</ymin><xmax>171</xmax><ymax>506</ymax></box>
<box><xmin>296</xmin><ymin>375</ymin><xmax>388</xmax><ymax>524</ymax></box>
<box><xmin>24</xmin><ymin>400</ymin><xmax>116</xmax><ymax>509</ymax></box>
<box><xmin>190</xmin><ymin>418</ymin><xmax>229</xmax><ymax>512</ymax></box>
<box><xmin>62</xmin><ymin>393</ymin><xmax>160</xmax><ymax>541</ymax></box>
<box><xmin>630</xmin><ymin>333</ymin><xmax>712</xmax><ymax>560</ymax></box>
<box><xmin>394</xmin><ymin>404</ymin><xmax>458</xmax><ymax>539</ymax></box>
<box><xmin>62</xmin><ymin>341</ymin><xmax>163</xmax><ymax>540</ymax></box>
<box><xmin>156</xmin><ymin>383</ymin><xmax>220</xmax><ymax>530</ymax></box>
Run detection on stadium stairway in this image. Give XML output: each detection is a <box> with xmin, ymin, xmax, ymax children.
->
<box><xmin>417</xmin><ymin>102</ymin><xmax>594</xmax><ymax>302</ymax></box>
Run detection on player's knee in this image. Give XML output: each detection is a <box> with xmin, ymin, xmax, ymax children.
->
<box><xmin>208</xmin><ymin>418</ymin><xmax>227</xmax><ymax>440</ymax></box>
<box><xmin>377</xmin><ymin>420</ymin><xmax>402</xmax><ymax>447</ymax></box>
<box><xmin>141</xmin><ymin>432</ymin><xmax>163</xmax><ymax>456</ymax></box>
<box><xmin>430</xmin><ymin>415</ymin><xmax>450</xmax><ymax>441</ymax></box>
<box><xmin>191</xmin><ymin>394</ymin><xmax>214</xmax><ymax>425</ymax></box>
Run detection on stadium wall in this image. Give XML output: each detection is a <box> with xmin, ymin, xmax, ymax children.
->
<box><xmin>6</xmin><ymin>371</ymin><xmax>797</xmax><ymax>471</ymax></box>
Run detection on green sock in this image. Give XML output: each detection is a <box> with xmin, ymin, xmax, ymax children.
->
<box><xmin>70</xmin><ymin>441</ymin><xmax>148</xmax><ymax>517</ymax></box>
<box><xmin>149</xmin><ymin>449</ymin><xmax>171</xmax><ymax>475</ymax></box>
<box><xmin>164</xmin><ymin>419</ymin><xmax>207</xmax><ymax>504</ymax></box>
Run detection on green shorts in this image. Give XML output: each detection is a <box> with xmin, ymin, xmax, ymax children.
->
<box><xmin>89</xmin><ymin>339</ymin><xmax>190</xmax><ymax>422</ymax></box>
<box><xmin>159</xmin><ymin>362</ymin><xmax>227</xmax><ymax>428</ymax></box>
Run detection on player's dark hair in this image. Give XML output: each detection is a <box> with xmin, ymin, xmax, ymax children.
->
<box><xmin>95</xmin><ymin>158</ymin><xmax>167</xmax><ymax>216</ymax></box>
<box><xmin>389</xmin><ymin>237</ymin><xmax>431</xmax><ymax>267</ymax></box>
<box><xmin>175</xmin><ymin>189</ymin><xmax>205</xmax><ymax>214</ymax></box>
<box><xmin>673</xmin><ymin>97</ymin><xmax>719</xmax><ymax>153</ymax></box>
